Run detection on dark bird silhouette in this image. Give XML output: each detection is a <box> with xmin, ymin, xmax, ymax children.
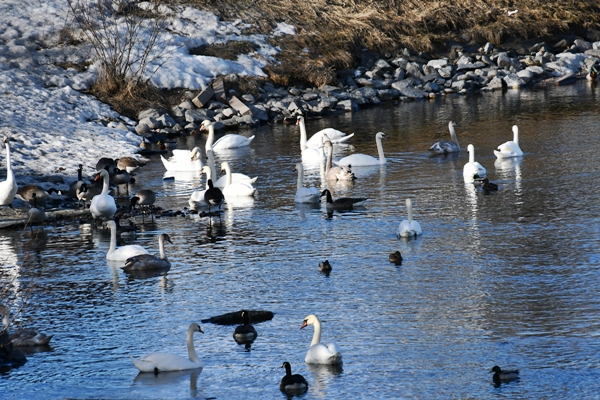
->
<box><xmin>490</xmin><ymin>365</ymin><xmax>519</xmax><ymax>384</ymax></box>
<box><xmin>233</xmin><ymin>310</ymin><xmax>258</xmax><ymax>344</ymax></box>
<box><xmin>280</xmin><ymin>361</ymin><xmax>308</xmax><ymax>393</ymax></box>
<box><xmin>204</xmin><ymin>179</ymin><xmax>224</xmax><ymax>225</ymax></box>
<box><xmin>389</xmin><ymin>251</ymin><xmax>402</xmax><ymax>265</ymax></box>
<box><xmin>320</xmin><ymin>189</ymin><xmax>367</xmax><ymax>211</ymax></box>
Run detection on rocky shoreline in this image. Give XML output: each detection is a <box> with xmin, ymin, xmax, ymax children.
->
<box><xmin>133</xmin><ymin>38</ymin><xmax>600</xmax><ymax>138</ymax></box>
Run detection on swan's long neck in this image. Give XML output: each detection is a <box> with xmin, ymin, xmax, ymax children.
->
<box><xmin>512</xmin><ymin>126</ymin><xmax>519</xmax><ymax>145</ymax></box>
<box><xmin>299</xmin><ymin>119</ymin><xmax>308</xmax><ymax>151</ymax></box>
<box><xmin>310</xmin><ymin>318</ymin><xmax>322</xmax><ymax>346</ymax></box>
<box><xmin>205</xmin><ymin>125</ymin><xmax>214</xmax><ymax>151</ymax></box>
<box><xmin>108</xmin><ymin>222</ymin><xmax>117</xmax><ymax>253</ymax></box>
<box><xmin>203</xmin><ymin>167</ymin><xmax>212</xmax><ymax>189</ymax></box>
<box><xmin>5</xmin><ymin>143</ymin><xmax>14</xmax><ymax>182</ymax></box>
<box><xmin>468</xmin><ymin>146</ymin><xmax>475</xmax><ymax>164</ymax></box>
<box><xmin>449</xmin><ymin>123</ymin><xmax>460</xmax><ymax>148</ymax></box>
<box><xmin>223</xmin><ymin>163</ymin><xmax>232</xmax><ymax>186</ymax></box>
<box><xmin>158</xmin><ymin>236</ymin><xmax>168</xmax><ymax>261</ymax></box>
<box><xmin>296</xmin><ymin>164</ymin><xmax>304</xmax><ymax>190</ymax></box>
<box><xmin>325</xmin><ymin>144</ymin><xmax>333</xmax><ymax>173</ymax></box>
<box><xmin>101</xmin><ymin>172</ymin><xmax>110</xmax><ymax>195</ymax></box>
<box><xmin>406</xmin><ymin>199</ymin><xmax>413</xmax><ymax>223</ymax></box>
<box><xmin>376</xmin><ymin>135</ymin><xmax>386</xmax><ymax>164</ymax></box>
<box><xmin>186</xmin><ymin>326</ymin><xmax>200</xmax><ymax>363</ymax></box>
<box><xmin>206</xmin><ymin>150</ymin><xmax>216</xmax><ymax>181</ymax></box>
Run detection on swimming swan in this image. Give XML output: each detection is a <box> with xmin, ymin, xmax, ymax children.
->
<box><xmin>430</xmin><ymin>121</ymin><xmax>460</xmax><ymax>155</ymax></box>
<box><xmin>396</xmin><ymin>198</ymin><xmax>422</xmax><ymax>238</ymax></box>
<box><xmin>189</xmin><ymin>166</ymin><xmax>212</xmax><ymax>209</ymax></box>
<box><xmin>214</xmin><ymin>162</ymin><xmax>257</xmax><ymax>189</ymax></box>
<box><xmin>280</xmin><ymin>361</ymin><xmax>309</xmax><ymax>393</ymax></box>
<box><xmin>202</xmin><ymin>120</ymin><xmax>254</xmax><ymax>151</ymax></box>
<box><xmin>90</xmin><ymin>169</ymin><xmax>117</xmax><ymax>220</ymax></box>
<box><xmin>324</xmin><ymin>140</ymin><xmax>355</xmax><ymax>181</ymax></box>
<box><xmin>300</xmin><ymin>314</ymin><xmax>342</xmax><ymax>365</ymax></box>
<box><xmin>220</xmin><ymin>162</ymin><xmax>257</xmax><ymax>197</ymax></box>
<box><xmin>0</xmin><ymin>137</ymin><xmax>18</xmax><ymax>207</ymax></box>
<box><xmin>296</xmin><ymin>117</ymin><xmax>326</xmax><ymax>164</ymax></box>
<box><xmin>122</xmin><ymin>233</ymin><xmax>172</xmax><ymax>271</ymax></box>
<box><xmin>130</xmin><ymin>323</ymin><xmax>203</xmax><ymax>373</ymax></box>
<box><xmin>294</xmin><ymin>162</ymin><xmax>320</xmax><ymax>204</ymax></box>
<box><xmin>335</xmin><ymin>132</ymin><xmax>387</xmax><ymax>167</ymax></box>
<box><xmin>105</xmin><ymin>220</ymin><xmax>149</xmax><ymax>261</ymax></box>
<box><xmin>296</xmin><ymin>115</ymin><xmax>354</xmax><ymax>148</ymax></box>
<box><xmin>463</xmin><ymin>144</ymin><xmax>486</xmax><ymax>182</ymax></box>
<box><xmin>494</xmin><ymin>125</ymin><xmax>523</xmax><ymax>158</ymax></box>
<box><xmin>160</xmin><ymin>147</ymin><xmax>203</xmax><ymax>172</ymax></box>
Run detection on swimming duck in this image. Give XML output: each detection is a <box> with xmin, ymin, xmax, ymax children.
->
<box><xmin>430</xmin><ymin>121</ymin><xmax>460</xmax><ymax>155</ymax></box>
<box><xmin>280</xmin><ymin>361</ymin><xmax>309</xmax><ymax>394</ymax></box>
<box><xmin>481</xmin><ymin>178</ymin><xmax>499</xmax><ymax>194</ymax></box>
<box><xmin>389</xmin><ymin>251</ymin><xmax>403</xmax><ymax>265</ymax></box>
<box><xmin>318</xmin><ymin>260</ymin><xmax>332</xmax><ymax>272</ymax></box>
<box><xmin>490</xmin><ymin>365</ymin><xmax>519</xmax><ymax>384</ymax></box>
<box><xmin>320</xmin><ymin>189</ymin><xmax>367</xmax><ymax>210</ymax></box>
<box><xmin>233</xmin><ymin>310</ymin><xmax>258</xmax><ymax>344</ymax></box>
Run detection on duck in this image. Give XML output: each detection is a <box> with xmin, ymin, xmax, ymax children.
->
<box><xmin>0</xmin><ymin>305</ymin><xmax>53</xmax><ymax>346</ymax></box>
<box><xmin>494</xmin><ymin>125</ymin><xmax>523</xmax><ymax>158</ymax></box>
<box><xmin>189</xmin><ymin>166</ymin><xmax>213</xmax><ymax>209</ymax></box>
<box><xmin>296</xmin><ymin>116</ymin><xmax>326</xmax><ymax>164</ymax></box>
<box><xmin>280</xmin><ymin>361</ymin><xmax>309</xmax><ymax>393</ymax></box>
<box><xmin>68</xmin><ymin>164</ymin><xmax>85</xmax><ymax>199</ymax></box>
<box><xmin>233</xmin><ymin>310</ymin><xmax>258</xmax><ymax>344</ymax></box>
<box><xmin>220</xmin><ymin>162</ymin><xmax>257</xmax><ymax>197</ymax></box>
<box><xmin>130</xmin><ymin>189</ymin><xmax>157</xmax><ymax>220</ymax></box>
<box><xmin>294</xmin><ymin>162</ymin><xmax>320</xmax><ymax>204</ymax></box>
<box><xmin>105</xmin><ymin>220</ymin><xmax>148</xmax><ymax>261</ymax></box>
<box><xmin>202</xmin><ymin>120</ymin><xmax>254</xmax><ymax>150</ymax></box>
<box><xmin>204</xmin><ymin>179</ymin><xmax>225</xmax><ymax>215</ymax></box>
<box><xmin>321</xmin><ymin>189</ymin><xmax>367</xmax><ymax>211</ymax></box>
<box><xmin>396</xmin><ymin>198</ymin><xmax>422</xmax><ymax>238</ymax></box>
<box><xmin>296</xmin><ymin>114</ymin><xmax>354</xmax><ymax>148</ymax></box>
<box><xmin>463</xmin><ymin>144</ymin><xmax>487</xmax><ymax>182</ymax></box>
<box><xmin>490</xmin><ymin>365</ymin><xmax>519</xmax><ymax>384</ymax></box>
<box><xmin>481</xmin><ymin>178</ymin><xmax>499</xmax><ymax>193</ymax></box>
<box><xmin>300</xmin><ymin>314</ymin><xmax>342</xmax><ymax>365</ymax></box>
<box><xmin>0</xmin><ymin>137</ymin><xmax>18</xmax><ymax>208</ymax></box>
<box><xmin>389</xmin><ymin>251</ymin><xmax>403</xmax><ymax>265</ymax></box>
<box><xmin>324</xmin><ymin>140</ymin><xmax>355</xmax><ymax>181</ymax></box>
<box><xmin>130</xmin><ymin>323</ymin><xmax>203</xmax><ymax>373</ymax></box>
<box><xmin>26</xmin><ymin>193</ymin><xmax>46</xmax><ymax>231</ymax></box>
<box><xmin>90</xmin><ymin>169</ymin><xmax>117</xmax><ymax>220</ymax></box>
<box><xmin>430</xmin><ymin>121</ymin><xmax>460</xmax><ymax>155</ymax></box>
<box><xmin>318</xmin><ymin>260</ymin><xmax>332</xmax><ymax>272</ymax></box>
<box><xmin>334</xmin><ymin>132</ymin><xmax>387</xmax><ymax>167</ymax></box>
<box><xmin>160</xmin><ymin>147</ymin><xmax>203</xmax><ymax>172</ymax></box>
<box><xmin>214</xmin><ymin>161</ymin><xmax>257</xmax><ymax>189</ymax></box>
<box><xmin>117</xmin><ymin>156</ymin><xmax>144</xmax><ymax>173</ymax></box>
<box><xmin>121</xmin><ymin>233</ymin><xmax>172</xmax><ymax>271</ymax></box>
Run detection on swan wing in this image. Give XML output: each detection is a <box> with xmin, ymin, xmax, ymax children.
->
<box><xmin>214</xmin><ymin>173</ymin><xmax>257</xmax><ymax>188</ymax></box>
<box><xmin>301</xmin><ymin>147</ymin><xmax>325</xmax><ymax>164</ymax></box>
<box><xmin>334</xmin><ymin>154</ymin><xmax>379</xmax><ymax>167</ymax></box>
<box><xmin>306</xmin><ymin>129</ymin><xmax>353</xmax><ymax>147</ymax></box>
<box><xmin>494</xmin><ymin>141</ymin><xmax>523</xmax><ymax>158</ymax></box>
<box><xmin>397</xmin><ymin>220</ymin><xmax>415</xmax><ymax>237</ymax></box>
<box><xmin>295</xmin><ymin>187</ymin><xmax>320</xmax><ymax>204</ymax></box>
<box><xmin>213</xmin><ymin>134</ymin><xmax>254</xmax><ymax>150</ymax></box>
<box><xmin>131</xmin><ymin>353</ymin><xmax>201</xmax><ymax>372</ymax></box>
<box><xmin>223</xmin><ymin>182</ymin><xmax>257</xmax><ymax>197</ymax></box>
<box><xmin>305</xmin><ymin>343</ymin><xmax>342</xmax><ymax>364</ymax></box>
<box><xmin>107</xmin><ymin>245</ymin><xmax>149</xmax><ymax>261</ymax></box>
<box><xmin>430</xmin><ymin>140</ymin><xmax>459</xmax><ymax>154</ymax></box>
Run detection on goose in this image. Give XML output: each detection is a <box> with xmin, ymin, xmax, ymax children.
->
<box><xmin>296</xmin><ymin>115</ymin><xmax>354</xmax><ymax>148</ymax></box>
<box><xmin>0</xmin><ymin>137</ymin><xmax>18</xmax><ymax>208</ymax></box>
<box><xmin>494</xmin><ymin>125</ymin><xmax>523</xmax><ymax>158</ymax></box>
<box><xmin>26</xmin><ymin>193</ymin><xmax>46</xmax><ymax>231</ymax></box>
<box><xmin>280</xmin><ymin>362</ymin><xmax>309</xmax><ymax>393</ymax></box>
<box><xmin>430</xmin><ymin>121</ymin><xmax>460</xmax><ymax>155</ymax></box>
<box><xmin>296</xmin><ymin>116</ymin><xmax>326</xmax><ymax>164</ymax></box>
<box><xmin>202</xmin><ymin>120</ymin><xmax>254</xmax><ymax>150</ymax></box>
<box><xmin>300</xmin><ymin>314</ymin><xmax>342</xmax><ymax>365</ymax></box>
<box><xmin>220</xmin><ymin>162</ymin><xmax>257</xmax><ymax>197</ymax></box>
<box><xmin>105</xmin><ymin>220</ymin><xmax>148</xmax><ymax>261</ymax></box>
<box><xmin>68</xmin><ymin>164</ymin><xmax>85</xmax><ymax>199</ymax></box>
<box><xmin>396</xmin><ymin>198</ymin><xmax>422</xmax><ymax>238</ymax></box>
<box><xmin>323</xmin><ymin>140</ymin><xmax>355</xmax><ymax>181</ymax></box>
<box><xmin>490</xmin><ymin>365</ymin><xmax>519</xmax><ymax>384</ymax></box>
<box><xmin>96</xmin><ymin>157</ymin><xmax>116</xmax><ymax>175</ymax></box>
<box><xmin>0</xmin><ymin>305</ymin><xmax>53</xmax><ymax>346</ymax></box>
<box><xmin>17</xmin><ymin>185</ymin><xmax>59</xmax><ymax>208</ymax></box>
<box><xmin>76</xmin><ymin>182</ymin><xmax>98</xmax><ymax>209</ymax></box>
<box><xmin>233</xmin><ymin>310</ymin><xmax>258</xmax><ymax>344</ymax></box>
<box><xmin>204</xmin><ymin>179</ymin><xmax>225</xmax><ymax>216</ymax></box>
<box><xmin>321</xmin><ymin>189</ymin><xmax>367</xmax><ymax>210</ymax></box>
<box><xmin>160</xmin><ymin>147</ymin><xmax>203</xmax><ymax>172</ymax></box>
<box><xmin>117</xmin><ymin>156</ymin><xmax>144</xmax><ymax>173</ymax></box>
<box><xmin>130</xmin><ymin>189</ymin><xmax>157</xmax><ymax>220</ymax></box>
<box><xmin>90</xmin><ymin>169</ymin><xmax>117</xmax><ymax>220</ymax></box>
<box><xmin>335</xmin><ymin>132</ymin><xmax>387</xmax><ymax>167</ymax></box>
<box><xmin>389</xmin><ymin>251</ymin><xmax>403</xmax><ymax>265</ymax></box>
<box><xmin>463</xmin><ymin>144</ymin><xmax>487</xmax><ymax>182</ymax></box>
<box><xmin>121</xmin><ymin>233</ymin><xmax>173</xmax><ymax>271</ymax></box>
<box><xmin>189</xmin><ymin>166</ymin><xmax>212</xmax><ymax>209</ymax></box>
<box><xmin>294</xmin><ymin>162</ymin><xmax>320</xmax><ymax>204</ymax></box>
<box><xmin>112</xmin><ymin>168</ymin><xmax>133</xmax><ymax>195</ymax></box>
<box><xmin>130</xmin><ymin>323</ymin><xmax>203</xmax><ymax>373</ymax></box>
<box><xmin>318</xmin><ymin>260</ymin><xmax>332</xmax><ymax>273</ymax></box>
<box><xmin>214</xmin><ymin>162</ymin><xmax>257</xmax><ymax>189</ymax></box>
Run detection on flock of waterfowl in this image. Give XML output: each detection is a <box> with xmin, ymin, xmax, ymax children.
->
<box><xmin>0</xmin><ymin>114</ymin><xmax>524</xmax><ymax>391</ymax></box>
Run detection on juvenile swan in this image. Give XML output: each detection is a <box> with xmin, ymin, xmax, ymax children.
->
<box><xmin>122</xmin><ymin>233</ymin><xmax>172</xmax><ymax>271</ymax></box>
<box><xmin>430</xmin><ymin>121</ymin><xmax>460</xmax><ymax>155</ymax></box>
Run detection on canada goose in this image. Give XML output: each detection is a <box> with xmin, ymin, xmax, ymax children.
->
<box><xmin>233</xmin><ymin>310</ymin><xmax>258</xmax><ymax>344</ymax></box>
<box><xmin>204</xmin><ymin>179</ymin><xmax>224</xmax><ymax>225</ymax></box>
<box><xmin>26</xmin><ymin>193</ymin><xmax>46</xmax><ymax>231</ymax></box>
<box><xmin>320</xmin><ymin>189</ymin><xmax>367</xmax><ymax>210</ymax></box>
<box><xmin>130</xmin><ymin>189</ymin><xmax>157</xmax><ymax>221</ymax></box>
<box><xmin>17</xmin><ymin>185</ymin><xmax>59</xmax><ymax>208</ymax></box>
<box><xmin>112</xmin><ymin>168</ymin><xmax>133</xmax><ymax>195</ymax></box>
<box><xmin>121</xmin><ymin>233</ymin><xmax>173</xmax><ymax>271</ymax></box>
<box><xmin>68</xmin><ymin>164</ymin><xmax>84</xmax><ymax>200</ymax></box>
<box><xmin>280</xmin><ymin>361</ymin><xmax>308</xmax><ymax>393</ymax></box>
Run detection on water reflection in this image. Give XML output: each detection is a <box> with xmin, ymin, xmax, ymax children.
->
<box><xmin>306</xmin><ymin>363</ymin><xmax>343</xmax><ymax>397</ymax></box>
<box><xmin>133</xmin><ymin>368</ymin><xmax>202</xmax><ymax>390</ymax></box>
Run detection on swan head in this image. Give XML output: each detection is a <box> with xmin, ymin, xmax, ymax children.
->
<box><xmin>3</xmin><ymin>137</ymin><xmax>10</xmax><ymax>144</ymax></box>
<box><xmin>190</xmin><ymin>323</ymin><xmax>204</xmax><ymax>334</ymax></box>
<box><xmin>300</xmin><ymin>314</ymin><xmax>319</xmax><ymax>329</ymax></box>
<box><xmin>94</xmin><ymin>169</ymin><xmax>109</xmax><ymax>181</ymax></box>
<box><xmin>467</xmin><ymin>144</ymin><xmax>475</xmax><ymax>153</ymax></box>
<box><xmin>190</xmin><ymin>147</ymin><xmax>202</xmax><ymax>161</ymax></box>
<box><xmin>200</xmin><ymin>120</ymin><xmax>212</xmax><ymax>131</ymax></box>
<box><xmin>376</xmin><ymin>132</ymin><xmax>387</xmax><ymax>140</ymax></box>
<box><xmin>159</xmin><ymin>233</ymin><xmax>173</xmax><ymax>245</ymax></box>
<box><xmin>296</xmin><ymin>115</ymin><xmax>304</xmax><ymax>125</ymax></box>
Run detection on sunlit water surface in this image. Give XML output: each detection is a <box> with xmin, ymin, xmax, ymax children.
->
<box><xmin>1</xmin><ymin>82</ymin><xmax>600</xmax><ymax>399</ymax></box>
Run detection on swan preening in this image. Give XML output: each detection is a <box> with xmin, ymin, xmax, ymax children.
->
<box><xmin>0</xmin><ymin>137</ymin><xmax>17</xmax><ymax>207</ymax></box>
<box><xmin>430</xmin><ymin>121</ymin><xmax>460</xmax><ymax>155</ymax></box>
<box><xmin>105</xmin><ymin>220</ymin><xmax>148</xmax><ymax>261</ymax></box>
<box><xmin>294</xmin><ymin>162</ymin><xmax>320</xmax><ymax>204</ymax></box>
<box><xmin>280</xmin><ymin>362</ymin><xmax>309</xmax><ymax>393</ymax></box>
<box><xmin>122</xmin><ymin>233</ymin><xmax>172</xmax><ymax>271</ymax></box>
<box><xmin>396</xmin><ymin>199</ymin><xmax>422</xmax><ymax>238</ymax></box>
<box><xmin>130</xmin><ymin>323</ymin><xmax>203</xmax><ymax>373</ymax></box>
<box><xmin>324</xmin><ymin>140</ymin><xmax>355</xmax><ymax>181</ymax></box>
<box><xmin>335</xmin><ymin>132</ymin><xmax>387</xmax><ymax>167</ymax></box>
<box><xmin>296</xmin><ymin>115</ymin><xmax>354</xmax><ymax>148</ymax></box>
<box><xmin>494</xmin><ymin>125</ymin><xmax>523</xmax><ymax>158</ymax></box>
<box><xmin>321</xmin><ymin>189</ymin><xmax>367</xmax><ymax>210</ymax></box>
<box><xmin>161</xmin><ymin>147</ymin><xmax>203</xmax><ymax>172</ymax></box>
<box><xmin>0</xmin><ymin>305</ymin><xmax>53</xmax><ymax>346</ymax></box>
<box><xmin>300</xmin><ymin>314</ymin><xmax>342</xmax><ymax>365</ymax></box>
<box><xmin>90</xmin><ymin>169</ymin><xmax>117</xmax><ymax>220</ymax></box>
<box><xmin>202</xmin><ymin>120</ymin><xmax>254</xmax><ymax>151</ymax></box>
<box><xmin>463</xmin><ymin>144</ymin><xmax>487</xmax><ymax>182</ymax></box>
<box><xmin>233</xmin><ymin>310</ymin><xmax>258</xmax><ymax>344</ymax></box>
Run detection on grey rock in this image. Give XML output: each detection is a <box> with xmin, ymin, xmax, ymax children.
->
<box><xmin>135</xmin><ymin>123</ymin><xmax>150</xmax><ymax>134</ymax></box>
<box><xmin>457</xmin><ymin>61</ymin><xmax>487</xmax><ymax>71</ymax></box>
<box><xmin>390</xmin><ymin>57</ymin><xmax>409</xmax><ymax>69</ymax></box>
<box><xmin>451</xmin><ymin>80</ymin><xmax>466</xmax><ymax>91</ymax></box>
<box><xmin>288</xmin><ymin>87</ymin><xmax>302</xmax><ymax>96</ymax></box>
<box><xmin>438</xmin><ymin>66</ymin><xmax>455</xmax><ymax>79</ymax></box>
<box><xmin>356</xmin><ymin>86</ymin><xmax>378</xmax><ymax>99</ymax></box>
<box><xmin>398</xmin><ymin>86</ymin><xmax>428</xmax><ymax>99</ymax></box>
<box><xmin>405</xmin><ymin>62</ymin><xmax>423</xmax><ymax>78</ymax></box>
<box><xmin>423</xmin><ymin>81</ymin><xmax>440</xmax><ymax>92</ymax></box>
<box><xmin>138</xmin><ymin>108</ymin><xmax>162</xmax><ymax>120</ymax></box>
<box><xmin>179</xmin><ymin>100</ymin><xmax>194</xmax><ymax>110</ymax></box>
<box><xmin>156</xmin><ymin>114</ymin><xmax>176</xmax><ymax>128</ymax></box>
<box><xmin>526</xmin><ymin>65</ymin><xmax>545</xmax><ymax>75</ymax></box>
<box><xmin>139</xmin><ymin>116</ymin><xmax>161</xmax><ymax>129</ymax></box>
<box><xmin>483</xmin><ymin>42</ymin><xmax>494</xmax><ymax>54</ymax></box>
<box><xmin>302</xmin><ymin>92</ymin><xmax>319</xmax><ymax>101</ymax></box>
<box><xmin>496</xmin><ymin>52</ymin><xmax>521</xmax><ymax>69</ymax></box>
<box><xmin>185</xmin><ymin>109</ymin><xmax>214</xmax><ymax>123</ymax></box>
<box><xmin>516</xmin><ymin>69</ymin><xmax>534</xmax><ymax>83</ymax></box>
<box><xmin>355</xmin><ymin>77</ymin><xmax>374</xmax><ymax>87</ymax></box>
<box><xmin>426</xmin><ymin>59</ymin><xmax>448</xmax><ymax>69</ymax></box>
<box><xmin>377</xmin><ymin>89</ymin><xmax>400</xmax><ymax>101</ymax></box>
<box><xmin>585</xmin><ymin>49</ymin><xmax>600</xmax><ymax>57</ymax></box>
<box><xmin>503</xmin><ymin>73</ymin><xmax>527</xmax><ymax>89</ymax></box>
<box><xmin>241</xmin><ymin>94</ymin><xmax>256</xmax><ymax>104</ymax></box>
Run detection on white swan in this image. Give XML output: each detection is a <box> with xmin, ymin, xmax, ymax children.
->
<box><xmin>396</xmin><ymin>198</ymin><xmax>422</xmax><ymax>238</ymax></box>
<box><xmin>202</xmin><ymin>120</ymin><xmax>254</xmax><ymax>151</ymax></box>
<box><xmin>296</xmin><ymin>121</ymin><xmax>326</xmax><ymax>165</ymax></box>
<box><xmin>463</xmin><ymin>144</ymin><xmax>487</xmax><ymax>182</ymax></box>
<box><xmin>0</xmin><ymin>137</ymin><xmax>17</xmax><ymax>207</ymax></box>
<box><xmin>213</xmin><ymin>162</ymin><xmax>257</xmax><ymax>189</ymax></box>
<box><xmin>430</xmin><ymin>121</ymin><xmax>460</xmax><ymax>155</ymax></box>
<box><xmin>296</xmin><ymin>115</ymin><xmax>354</xmax><ymax>148</ymax></box>
<box><xmin>122</xmin><ymin>233</ymin><xmax>172</xmax><ymax>271</ymax></box>
<box><xmin>105</xmin><ymin>220</ymin><xmax>149</xmax><ymax>261</ymax></box>
<box><xmin>189</xmin><ymin>166</ymin><xmax>212</xmax><ymax>209</ymax></box>
<box><xmin>90</xmin><ymin>169</ymin><xmax>117</xmax><ymax>220</ymax></box>
<box><xmin>160</xmin><ymin>147</ymin><xmax>203</xmax><ymax>172</ymax></box>
<box><xmin>324</xmin><ymin>140</ymin><xmax>355</xmax><ymax>181</ymax></box>
<box><xmin>130</xmin><ymin>323</ymin><xmax>203</xmax><ymax>373</ymax></box>
<box><xmin>294</xmin><ymin>162</ymin><xmax>320</xmax><ymax>204</ymax></box>
<box><xmin>300</xmin><ymin>314</ymin><xmax>342</xmax><ymax>365</ymax></box>
<box><xmin>335</xmin><ymin>132</ymin><xmax>387</xmax><ymax>167</ymax></box>
<box><xmin>220</xmin><ymin>162</ymin><xmax>257</xmax><ymax>197</ymax></box>
<box><xmin>494</xmin><ymin>125</ymin><xmax>523</xmax><ymax>158</ymax></box>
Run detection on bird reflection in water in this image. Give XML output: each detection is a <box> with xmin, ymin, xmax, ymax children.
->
<box><xmin>133</xmin><ymin>368</ymin><xmax>202</xmax><ymax>392</ymax></box>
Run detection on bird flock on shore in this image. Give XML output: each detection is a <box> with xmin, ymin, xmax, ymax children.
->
<box><xmin>0</xmin><ymin>115</ymin><xmax>524</xmax><ymax>391</ymax></box>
